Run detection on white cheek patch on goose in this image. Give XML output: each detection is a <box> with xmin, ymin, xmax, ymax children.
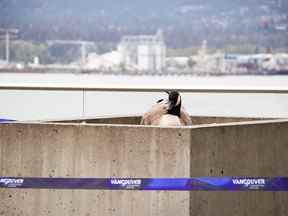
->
<box><xmin>176</xmin><ymin>96</ymin><xmax>181</xmax><ymax>106</ymax></box>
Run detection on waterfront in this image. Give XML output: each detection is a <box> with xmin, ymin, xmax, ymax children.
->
<box><xmin>0</xmin><ymin>73</ymin><xmax>288</xmax><ymax>121</ymax></box>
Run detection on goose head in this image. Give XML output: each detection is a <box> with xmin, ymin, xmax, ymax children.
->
<box><xmin>166</xmin><ymin>91</ymin><xmax>181</xmax><ymax>117</ymax></box>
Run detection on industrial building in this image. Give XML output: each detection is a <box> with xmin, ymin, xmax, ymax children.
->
<box><xmin>117</xmin><ymin>30</ymin><xmax>166</xmax><ymax>72</ymax></box>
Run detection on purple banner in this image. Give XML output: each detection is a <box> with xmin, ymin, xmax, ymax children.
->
<box><xmin>0</xmin><ymin>177</ymin><xmax>288</xmax><ymax>191</ymax></box>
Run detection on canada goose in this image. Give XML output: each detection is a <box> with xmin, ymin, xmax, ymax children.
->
<box><xmin>141</xmin><ymin>91</ymin><xmax>192</xmax><ymax>126</ymax></box>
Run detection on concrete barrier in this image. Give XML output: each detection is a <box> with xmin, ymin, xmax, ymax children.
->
<box><xmin>0</xmin><ymin>118</ymin><xmax>288</xmax><ymax>216</ymax></box>
<box><xmin>189</xmin><ymin>119</ymin><xmax>288</xmax><ymax>216</ymax></box>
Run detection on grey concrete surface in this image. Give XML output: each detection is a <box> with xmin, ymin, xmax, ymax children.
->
<box><xmin>189</xmin><ymin>120</ymin><xmax>288</xmax><ymax>216</ymax></box>
<box><xmin>0</xmin><ymin>118</ymin><xmax>288</xmax><ymax>216</ymax></box>
<box><xmin>0</xmin><ymin>123</ymin><xmax>191</xmax><ymax>216</ymax></box>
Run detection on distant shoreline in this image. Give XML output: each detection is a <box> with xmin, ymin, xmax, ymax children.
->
<box><xmin>1</xmin><ymin>68</ymin><xmax>288</xmax><ymax>76</ymax></box>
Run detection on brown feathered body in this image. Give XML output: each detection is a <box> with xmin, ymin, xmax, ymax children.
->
<box><xmin>140</xmin><ymin>100</ymin><xmax>192</xmax><ymax>126</ymax></box>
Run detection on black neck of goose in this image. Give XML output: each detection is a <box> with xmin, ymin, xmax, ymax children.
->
<box><xmin>168</xmin><ymin>102</ymin><xmax>181</xmax><ymax>117</ymax></box>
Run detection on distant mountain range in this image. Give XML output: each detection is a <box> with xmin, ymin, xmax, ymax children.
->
<box><xmin>1</xmin><ymin>0</ymin><xmax>282</xmax><ymax>18</ymax></box>
<box><xmin>0</xmin><ymin>0</ymin><xmax>287</xmax><ymax>48</ymax></box>
<box><xmin>1</xmin><ymin>0</ymin><xmax>285</xmax><ymax>29</ymax></box>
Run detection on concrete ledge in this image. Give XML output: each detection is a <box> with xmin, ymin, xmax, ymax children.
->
<box><xmin>44</xmin><ymin>115</ymin><xmax>268</xmax><ymax>125</ymax></box>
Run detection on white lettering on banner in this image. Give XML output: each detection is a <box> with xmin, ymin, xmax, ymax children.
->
<box><xmin>110</xmin><ymin>179</ymin><xmax>142</xmax><ymax>187</ymax></box>
<box><xmin>0</xmin><ymin>178</ymin><xmax>24</xmax><ymax>187</ymax></box>
<box><xmin>232</xmin><ymin>178</ymin><xmax>266</xmax><ymax>187</ymax></box>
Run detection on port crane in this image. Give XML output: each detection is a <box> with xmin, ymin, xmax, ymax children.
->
<box><xmin>0</xmin><ymin>28</ymin><xmax>19</xmax><ymax>63</ymax></box>
<box><xmin>47</xmin><ymin>40</ymin><xmax>95</xmax><ymax>64</ymax></box>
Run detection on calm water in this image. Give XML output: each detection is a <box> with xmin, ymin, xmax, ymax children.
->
<box><xmin>0</xmin><ymin>73</ymin><xmax>288</xmax><ymax>121</ymax></box>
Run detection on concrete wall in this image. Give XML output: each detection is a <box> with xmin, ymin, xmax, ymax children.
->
<box><xmin>0</xmin><ymin>123</ymin><xmax>191</xmax><ymax>216</ymax></box>
<box><xmin>189</xmin><ymin>120</ymin><xmax>288</xmax><ymax>216</ymax></box>
<box><xmin>0</xmin><ymin>119</ymin><xmax>288</xmax><ymax>216</ymax></box>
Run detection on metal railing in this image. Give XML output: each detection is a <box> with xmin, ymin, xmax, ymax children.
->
<box><xmin>1</xmin><ymin>83</ymin><xmax>288</xmax><ymax>93</ymax></box>
<box><xmin>1</xmin><ymin>83</ymin><xmax>287</xmax><ymax>119</ymax></box>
